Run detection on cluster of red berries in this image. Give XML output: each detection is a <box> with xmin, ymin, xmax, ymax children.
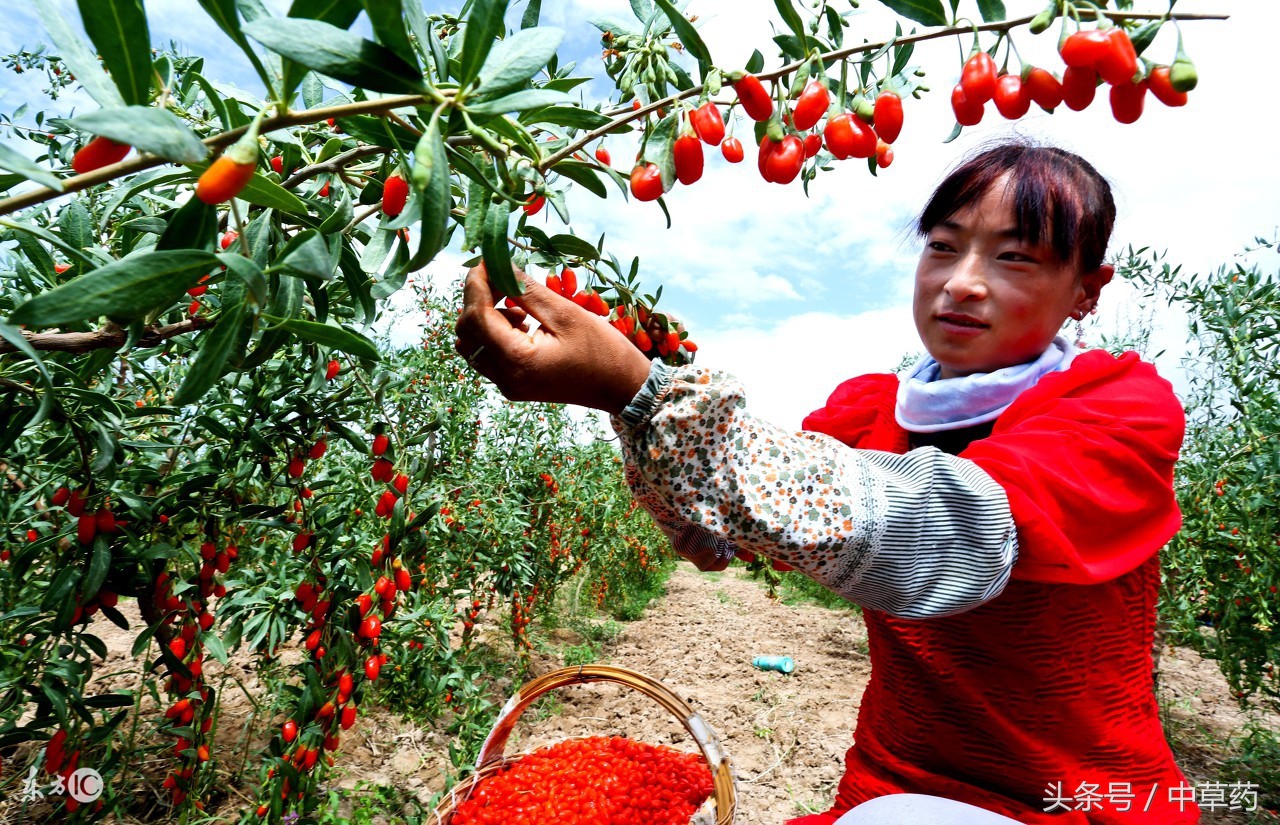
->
<box><xmin>953</xmin><ymin>26</ymin><xmax>1193</xmax><ymax>127</ymax></box>
<box><xmin>42</xmin><ymin>729</ymin><xmax>97</xmax><ymax>813</ymax></box>
<box><xmin>451</xmin><ymin>735</ymin><xmax>715</xmax><ymax>825</ymax></box>
<box><xmin>540</xmin><ymin>268</ymin><xmax>698</xmax><ymax>361</ymax></box>
<box><xmin>154</xmin><ymin>532</ymin><xmax>234</xmax><ymax>806</ymax></box>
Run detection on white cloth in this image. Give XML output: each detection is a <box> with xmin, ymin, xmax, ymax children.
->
<box><xmin>895</xmin><ymin>337</ymin><xmax>1079</xmax><ymax>433</ymax></box>
<box><xmin>834</xmin><ymin>793</ymin><xmax>1026</xmax><ymax>824</ymax></box>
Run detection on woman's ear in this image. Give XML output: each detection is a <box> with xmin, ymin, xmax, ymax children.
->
<box><xmin>1075</xmin><ymin>263</ymin><xmax>1114</xmax><ymax>315</ymax></box>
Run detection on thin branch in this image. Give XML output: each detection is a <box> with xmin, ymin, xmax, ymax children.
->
<box><xmin>282</xmin><ymin>145</ymin><xmax>389</xmax><ymax>189</ymax></box>
<box><xmin>540</xmin><ymin>9</ymin><xmax>1226</xmax><ymax>170</ymax></box>
<box><xmin>0</xmin><ymin>93</ymin><xmax>442</xmax><ymax>216</ymax></box>
<box><xmin>0</xmin><ymin>317</ymin><xmax>210</xmax><ymax>355</ymax></box>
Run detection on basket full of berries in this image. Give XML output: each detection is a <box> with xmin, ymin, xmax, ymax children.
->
<box><xmin>433</xmin><ymin>664</ymin><xmax>737</xmax><ymax>825</ymax></box>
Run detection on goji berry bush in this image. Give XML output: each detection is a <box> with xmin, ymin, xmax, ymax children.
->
<box><xmin>0</xmin><ymin>0</ymin><xmax>1224</xmax><ymax>822</ymax></box>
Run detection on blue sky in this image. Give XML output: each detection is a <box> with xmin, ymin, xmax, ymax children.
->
<box><xmin>3</xmin><ymin>1</ymin><xmax>1276</xmax><ymax>429</ymax></box>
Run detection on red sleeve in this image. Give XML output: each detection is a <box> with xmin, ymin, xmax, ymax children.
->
<box><xmin>960</xmin><ymin>351</ymin><xmax>1185</xmax><ymax>585</ymax></box>
<box><xmin>801</xmin><ymin>373</ymin><xmax>908</xmax><ymax>453</ymax></box>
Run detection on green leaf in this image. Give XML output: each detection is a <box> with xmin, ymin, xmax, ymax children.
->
<box><xmin>547</xmin><ymin>233</ymin><xmax>601</xmax><ymax>260</ymax></box>
<box><xmin>67</xmin><ymin>106</ymin><xmax>209</xmax><ymax>164</ymax></box>
<box><xmin>184</xmin><ymin>161</ymin><xmax>308</xmax><ymax>215</ymax></box>
<box><xmin>156</xmin><ymin>194</ymin><xmax>217</xmax><ymax>252</ymax></box>
<box><xmin>269</xmin><ymin>318</ymin><xmax>380</xmax><ymax>360</ymax></box>
<box><xmin>82</xmin><ymin>693</ymin><xmax>134</xmax><ymax>709</ymax></box>
<box><xmin>0</xmin><ymin>323</ymin><xmax>55</xmax><ymax>429</ymax></box>
<box><xmin>773</xmin><ymin>0</ymin><xmax>809</xmax><ymax>53</ymax></box>
<box><xmin>481</xmin><ymin>202</ymin><xmax>519</xmax><ymax>297</ymax></box>
<box><xmin>520</xmin><ymin>0</ymin><xmax>541</xmax><ymax>29</ymax></box>
<box><xmin>414</xmin><ymin>115</ymin><xmax>450</xmax><ymax>269</ymax></box>
<box><xmin>458</xmin><ymin>0</ymin><xmax>510</xmax><ymax>88</ymax></box>
<box><xmin>32</xmin><ymin>0</ymin><xmax>126</xmax><ymax>108</ymax></box>
<box><xmin>172</xmin><ymin>299</ymin><xmax>246</xmax><ymax>406</ymax></box>
<box><xmin>874</xmin><ymin>0</ymin><xmax>948</xmax><ymax>27</ymax></box>
<box><xmin>58</xmin><ymin>201</ymin><xmax>93</xmax><ymax>250</ymax></box>
<box><xmin>552</xmin><ymin>160</ymin><xmax>607</xmax><ymax>199</ymax></box>
<box><xmin>280</xmin><ymin>0</ymin><xmax>364</xmax><ymax>104</ymax></box>
<box><xmin>76</xmin><ymin>0</ymin><xmax>152</xmax><ymax>106</ymax></box>
<box><xmin>202</xmin><ymin>631</ymin><xmax>229</xmax><ymax>664</ymax></box>
<box><xmin>466</xmin><ymin>89</ymin><xmax>570</xmax><ymax>116</ymax></box>
<box><xmin>475</xmin><ymin>27</ymin><xmax>564</xmax><ymax>97</ymax></box>
<box><xmin>84</xmin><ymin>541</ymin><xmax>111</xmax><ymax>601</ymax></box>
<box><xmin>194</xmin><ymin>0</ymin><xmax>273</xmax><ymax>85</ymax></box>
<box><xmin>281</xmin><ymin>230</ymin><xmax>335</xmax><ymax>280</ymax></box>
<box><xmin>522</xmin><ymin>106</ymin><xmax>612</xmax><ymax>130</ymax></box>
<box><xmin>975</xmin><ymin>0</ymin><xmax>1005</xmax><ymax>22</ymax></box>
<box><xmin>652</xmin><ymin>0</ymin><xmax>711</xmax><ymax>72</ymax></box>
<box><xmin>8</xmin><ymin>250</ymin><xmax>219</xmax><ymax>328</ymax></box>
<box><xmin>243</xmin><ymin>17</ymin><xmax>426</xmax><ymax>95</ymax></box>
<box><xmin>43</xmin><ymin>568</ymin><xmax>81</xmax><ymax>613</ymax></box>
<box><xmin>0</xmin><ymin>141</ymin><xmax>65</xmax><ymax>191</ymax></box>
<box><xmin>745</xmin><ymin>49</ymin><xmax>765</xmax><ymax>75</ymax></box>
<box><xmin>361</xmin><ymin>0</ymin><xmax>419</xmax><ymax>69</ymax></box>
<box><xmin>331</xmin><ymin>115</ymin><xmax>419</xmax><ymax>153</ymax></box>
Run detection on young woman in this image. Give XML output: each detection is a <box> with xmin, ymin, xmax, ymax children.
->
<box><xmin>454</xmin><ymin>143</ymin><xmax>1197</xmax><ymax>824</ymax></box>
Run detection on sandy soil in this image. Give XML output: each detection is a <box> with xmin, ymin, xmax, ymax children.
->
<box><xmin>2</xmin><ymin>565</ymin><xmax>1272</xmax><ymax>824</ymax></box>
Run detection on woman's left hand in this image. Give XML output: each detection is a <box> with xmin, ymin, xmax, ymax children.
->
<box><xmin>453</xmin><ymin>264</ymin><xmax>654</xmax><ymax>415</ymax></box>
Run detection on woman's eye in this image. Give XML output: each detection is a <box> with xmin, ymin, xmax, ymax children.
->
<box><xmin>998</xmin><ymin>251</ymin><xmax>1035</xmax><ymax>262</ymax></box>
<box><xmin>927</xmin><ymin>240</ymin><xmax>954</xmax><ymax>252</ymax></box>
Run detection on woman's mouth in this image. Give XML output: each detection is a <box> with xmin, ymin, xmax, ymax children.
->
<box><xmin>936</xmin><ymin>312</ymin><xmax>990</xmax><ymax>332</ymax></box>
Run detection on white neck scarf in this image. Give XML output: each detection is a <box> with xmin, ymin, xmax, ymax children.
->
<box><xmin>895</xmin><ymin>336</ymin><xmax>1080</xmax><ymax>433</ymax></box>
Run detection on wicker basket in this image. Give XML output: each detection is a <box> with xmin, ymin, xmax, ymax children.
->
<box><xmin>432</xmin><ymin>664</ymin><xmax>737</xmax><ymax>824</ymax></box>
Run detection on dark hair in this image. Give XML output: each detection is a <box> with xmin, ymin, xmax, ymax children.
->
<box><xmin>916</xmin><ymin>142</ymin><xmax>1115</xmax><ymax>272</ymax></box>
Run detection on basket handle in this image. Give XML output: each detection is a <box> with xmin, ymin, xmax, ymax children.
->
<box><xmin>474</xmin><ymin>664</ymin><xmax>736</xmax><ymax>825</ymax></box>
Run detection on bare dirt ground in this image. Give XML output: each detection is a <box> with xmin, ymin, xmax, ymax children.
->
<box><xmin>3</xmin><ymin>565</ymin><xmax>1273</xmax><ymax>824</ymax></box>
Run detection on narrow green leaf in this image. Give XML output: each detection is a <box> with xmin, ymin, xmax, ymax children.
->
<box><xmin>520</xmin><ymin>0</ymin><xmax>541</xmax><ymax>29</ymax></box>
<box><xmin>652</xmin><ymin>0</ymin><xmax>711</xmax><ymax>70</ymax></box>
<box><xmin>547</xmin><ymin>233</ymin><xmax>601</xmax><ymax>260</ymax></box>
<box><xmin>458</xmin><ymin>0</ymin><xmax>511</xmax><ymax>88</ymax></box>
<box><xmin>552</xmin><ymin>160</ymin><xmax>607</xmax><ymax>199</ymax></box>
<box><xmin>67</xmin><ymin>107</ymin><xmax>209</xmax><ymax>163</ymax></box>
<box><xmin>0</xmin><ymin>323</ymin><xmax>55</xmax><ymax>429</ymax></box>
<box><xmin>415</xmin><ymin>116</ymin><xmax>450</xmax><ymax>268</ymax></box>
<box><xmin>874</xmin><ymin>0</ymin><xmax>948</xmax><ymax>27</ymax></box>
<box><xmin>521</xmin><ymin>106</ymin><xmax>612</xmax><ymax>130</ymax></box>
<box><xmin>172</xmin><ymin>299</ymin><xmax>247</xmax><ymax>406</ymax></box>
<box><xmin>466</xmin><ymin>89</ymin><xmax>570</xmax><ymax>116</ymax></box>
<box><xmin>745</xmin><ymin>49</ymin><xmax>765</xmax><ymax>75</ymax></box>
<box><xmin>156</xmin><ymin>195</ymin><xmax>217</xmax><ymax>251</ymax></box>
<box><xmin>8</xmin><ymin>250</ymin><xmax>219</xmax><ymax>328</ymax></box>
<box><xmin>588</xmin><ymin>15</ymin><xmax>640</xmax><ymax>38</ymax></box>
<box><xmin>360</xmin><ymin>0</ymin><xmax>419</xmax><ymax>68</ymax></box>
<box><xmin>33</xmin><ymin>0</ymin><xmax>127</xmax><ymax>108</ymax></box>
<box><xmin>202</xmin><ymin>631</ymin><xmax>229</xmax><ymax>664</ymax></box>
<box><xmin>269</xmin><ymin>318</ymin><xmax>380</xmax><ymax>360</ymax></box>
<box><xmin>280</xmin><ymin>0</ymin><xmax>364</xmax><ymax>104</ymax></box>
<box><xmin>84</xmin><ymin>541</ymin><xmax>111</xmax><ymax>601</ymax></box>
<box><xmin>281</xmin><ymin>230</ymin><xmax>335</xmax><ymax>280</ymax></box>
<box><xmin>57</xmin><ymin>201</ymin><xmax>93</xmax><ymax>250</ymax></box>
<box><xmin>773</xmin><ymin>0</ymin><xmax>809</xmax><ymax>53</ymax></box>
<box><xmin>975</xmin><ymin>0</ymin><xmax>1005</xmax><ymax>23</ymax></box>
<box><xmin>82</xmin><ymin>693</ymin><xmax>134</xmax><ymax>709</ymax></box>
<box><xmin>243</xmin><ymin>18</ymin><xmax>426</xmax><ymax>95</ymax></box>
<box><xmin>480</xmin><ymin>202</ymin><xmax>519</xmax><ymax>297</ymax></box>
<box><xmin>476</xmin><ymin>27</ymin><xmax>564</xmax><ymax>97</ymax></box>
<box><xmin>76</xmin><ymin>0</ymin><xmax>152</xmax><ymax>106</ymax></box>
<box><xmin>194</xmin><ymin>0</ymin><xmax>275</xmax><ymax>94</ymax></box>
<box><xmin>0</xmin><ymin>141</ymin><xmax>65</xmax><ymax>191</ymax></box>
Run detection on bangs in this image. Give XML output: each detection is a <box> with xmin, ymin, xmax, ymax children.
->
<box><xmin>917</xmin><ymin>143</ymin><xmax>1115</xmax><ymax>272</ymax></box>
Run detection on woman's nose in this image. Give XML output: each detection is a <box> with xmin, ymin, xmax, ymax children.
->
<box><xmin>944</xmin><ymin>253</ymin><xmax>988</xmax><ymax>301</ymax></box>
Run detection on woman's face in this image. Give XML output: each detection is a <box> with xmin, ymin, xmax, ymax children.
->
<box><xmin>912</xmin><ymin>174</ymin><xmax>1113</xmax><ymax>379</ymax></box>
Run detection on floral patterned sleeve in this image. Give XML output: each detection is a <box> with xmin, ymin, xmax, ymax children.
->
<box><xmin>610</xmin><ymin>362</ymin><xmax>1019</xmax><ymax>619</ymax></box>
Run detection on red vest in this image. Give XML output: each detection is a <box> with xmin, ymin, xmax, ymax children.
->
<box><xmin>787</xmin><ymin>350</ymin><xmax>1198</xmax><ymax>825</ymax></box>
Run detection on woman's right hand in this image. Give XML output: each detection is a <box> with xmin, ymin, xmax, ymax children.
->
<box><xmin>453</xmin><ymin>264</ymin><xmax>654</xmax><ymax>415</ymax></box>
